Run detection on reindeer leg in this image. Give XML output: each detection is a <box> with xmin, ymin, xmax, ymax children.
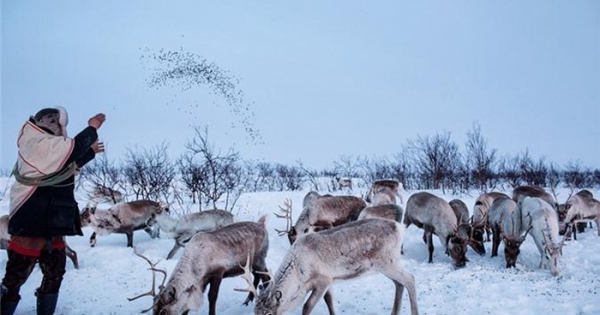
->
<box><xmin>126</xmin><ymin>231</ymin><xmax>133</xmax><ymax>247</ymax></box>
<box><xmin>166</xmin><ymin>242</ymin><xmax>181</xmax><ymax>260</ymax></box>
<box><xmin>323</xmin><ymin>290</ymin><xmax>335</xmax><ymax>315</ymax></box>
<box><xmin>390</xmin><ymin>281</ymin><xmax>404</xmax><ymax>315</ymax></box>
<box><xmin>381</xmin><ymin>266</ymin><xmax>418</xmax><ymax>315</ymax></box>
<box><xmin>425</xmin><ymin>231</ymin><xmax>434</xmax><ymax>263</ymax></box>
<box><xmin>302</xmin><ymin>278</ymin><xmax>332</xmax><ymax>315</ymax></box>
<box><xmin>491</xmin><ymin>227</ymin><xmax>500</xmax><ymax>257</ymax></box>
<box><xmin>207</xmin><ymin>274</ymin><xmax>224</xmax><ymax>315</ymax></box>
<box><xmin>66</xmin><ymin>245</ymin><xmax>79</xmax><ymax>269</ymax></box>
<box><xmin>90</xmin><ymin>232</ymin><xmax>97</xmax><ymax>247</ymax></box>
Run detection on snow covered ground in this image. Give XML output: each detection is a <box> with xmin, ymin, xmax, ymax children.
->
<box><xmin>0</xmin><ymin>177</ymin><xmax>598</xmax><ymax>315</ymax></box>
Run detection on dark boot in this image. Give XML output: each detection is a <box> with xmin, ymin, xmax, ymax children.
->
<box><xmin>1</xmin><ymin>299</ymin><xmax>19</xmax><ymax>315</ymax></box>
<box><xmin>1</xmin><ymin>285</ymin><xmax>20</xmax><ymax>315</ymax></box>
<box><xmin>36</xmin><ymin>291</ymin><xmax>59</xmax><ymax>315</ymax></box>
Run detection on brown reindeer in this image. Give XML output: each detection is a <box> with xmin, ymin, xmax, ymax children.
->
<box><xmin>471</xmin><ymin>192</ymin><xmax>509</xmax><ymax>244</ymax></box>
<box><xmin>558</xmin><ymin>189</ymin><xmax>595</xmax><ymax>237</ymax></box>
<box><xmin>512</xmin><ymin>185</ymin><xmax>558</xmax><ymax>209</ymax></box>
<box><xmin>562</xmin><ymin>192</ymin><xmax>600</xmax><ymax>240</ymax></box>
<box><xmin>147</xmin><ymin>216</ymin><xmax>270</xmax><ymax>315</ymax></box>
<box><xmin>404</xmin><ymin>192</ymin><xmax>469</xmax><ymax>268</ymax></box>
<box><xmin>365</xmin><ymin>179</ymin><xmax>404</xmax><ymax>205</ymax></box>
<box><xmin>287</xmin><ymin>191</ymin><xmax>366</xmax><ymax>244</ymax></box>
<box><xmin>450</xmin><ymin>199</ymin><xmax>485</xmax><ymax>255</ymax></box>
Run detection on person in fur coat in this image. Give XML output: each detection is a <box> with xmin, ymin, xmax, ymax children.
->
<box><xmin>0</xmin><ymin>107</ymin><xmax>106</xmax><ymax>315</ymax></box>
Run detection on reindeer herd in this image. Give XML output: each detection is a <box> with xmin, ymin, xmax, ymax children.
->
<box><xmin>1</xmin><ymin>182</ymin><xmax>599</xmax><ymax>315</ymax></box>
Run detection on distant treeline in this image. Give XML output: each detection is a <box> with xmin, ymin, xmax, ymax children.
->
<box><xmin>47</xmin><ymin>124</ymin><xmax>596</xmax><ymax>214</ymax></box>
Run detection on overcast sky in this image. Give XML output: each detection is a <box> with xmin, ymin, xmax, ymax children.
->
<box><xmin>1</xmin><ymin>1</ymin><xmax>599</xmax><ymax>172</ymax></box>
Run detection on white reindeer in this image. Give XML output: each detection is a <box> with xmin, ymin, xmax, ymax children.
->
<box><xmin>80</xmin><ymin>200</ymin><xmax>167</xmax><ymax>247</ymax></box>
<box><xmin>149</xmin><ymin>209</ymin><xmax>235</xmax><ymax>259</ymax></box>
<box><xmin>488</xmin><ymin>196</ymin><xmax>529</xmax><ymax>268</ymax></box>
<box><xmin>520</xmin><ymin>196</ymin><xmax>563</xmax><ymax>276</ymax></box>
<box><xmin>253</xmin><ymin>218</ymin><xmax>418</xmax><ymax>315</ymax></box>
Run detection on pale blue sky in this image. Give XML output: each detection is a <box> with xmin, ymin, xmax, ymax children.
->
<box><xmin>1</xmin><ymin>1</ymin><xmax>599</xmax><ymax>171</ymax></box>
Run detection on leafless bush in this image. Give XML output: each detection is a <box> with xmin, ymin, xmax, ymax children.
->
<box><xmin>177</xmin><ymin>152</ymin><xmax>204</xmax><ymax>205</ymax></box>
<box><xmin>297</xmin><ymin>161</ymin><xmax>322</xmax><ymax>191</ymax></box>
<box><xmin>563</xmin><ymin>160</ymin><xmax>586</xmax><ymax>189</ymax></box>
<box><xmin>498</xmin><ymin>154</ymin><xmax>522</xmax><ymax>188</ymax></box>
<box><xmin>79</xmin><ymin>154</ymin><xmax>125</xmax><ymax>202</ymax></box>
<box><xmin>122</xmin><ymin>142</ymin><xmax>176</xmax><ymax>202</ymax></box>
<box><xmin>274</xmin><ymin>163</ymin><xmax>304</xmax><ymax>191</ymax></box>
<box><xmin>183</xmin><ymin>126</ymin><xmax>244</xmax><ymax>210</ymax></box>
<box><xmin>547</xmin><ymin>163</ymin><xmax>562</xmax><ymax>199</ymax></box>
<box><xmin>519</xmin><ymin>151</ymin><xmax>548</xmax><ymax>186</ymax></box>
<box><xmin>465</xmin><ymin>122</ymin><xmax>497</xmax><ymax>192</ymax></box>
<box><xmin>359</xmin><ymin>156</ymin><xmax>393</xmax><ymax>185</ymax></box>
<box><xmin>333</xmin><ymin>155</ymin><xmax>361</xmax><ymax>178</ymax></box>
<box><xmin>407</xmin><ymin>131</ymin><xmax>460</xmax><ymax>191</ymax></box>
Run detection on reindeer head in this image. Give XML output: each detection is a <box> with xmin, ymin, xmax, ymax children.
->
<box><xmin>464</xmin><ymin>217</ymin><xmax>486</xmax><ymax>256</ymax></box>
<box><xmin>447</xmin><ymin>228</ymin><xmax>469</xmax><ymax>268</ymax></box>
<box><xmin>152</xmin><ymin>284</ymin><xmax>197</xmax><ymax>315</ymax></box>
<box><xmin>502</xmin><ymin>236</ymin><xmax>525</xmax><ymax>268</ymax></box>
<box><xmin>542</xmin><ymin>229</ymin><xmax>562</xmax><ymax>276</ymax></box>
<box><xmin>255</xmin><ymin>288</ymin><xmax>285</xmax><ymax>315</ymax></box>
<box><xmin>79</xmin><ymin>203</ymin><xmax>97</xmax><ymax>227</ymax></box>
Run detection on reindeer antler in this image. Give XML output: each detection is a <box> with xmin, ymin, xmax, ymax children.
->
<box><xmin>128</xmin><ymin>247</ymin><xmax>168</xmax><ymax>313</ymax></box>
<box><xmin>274</xmin><ymin>198</ymin><xmax>293</xmax><ymax>236</ymax></box>
<box><xmin>234</xmin><ymin>254</ymin><xmax>259</xmax><ymax>298</ymax></box>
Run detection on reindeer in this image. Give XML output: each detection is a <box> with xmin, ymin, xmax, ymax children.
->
<box><xmin>144</xmin><ymin>216</ymin><xmax>270</xmax><ymax>315</ymax></box>
<box><xmin>404</xmin><ymin>192</ymin><xmax>469</xmax><ymax>268</ymax></box>
<box><xmin>512</xmin><ymin>185</ymin><xmax>558</xmax><ymax>209</ymax></box>
<box><xmin>365</xmin><ymin>179</ymin><xmax>404</xmax><ymax>205</ymax></box>
<box><xmin>253</xmin><ymin>218</ymin><xmax>418</xmax><ymax>315</ymax></box>
<box><xmin>0</xmin><ymin>214</ymin><xmax>79</xmax><ymax>269</ymax></box>
<box><xmin>334</xmin><ymin>176</ymin><xmax>353</xmax><ymax>191</ymax></box>
<box><xmin>488</xmin><ymin>196</ymin><xmax>529</xmax><ymax>268</ymax></box>
<box><xmin>471</xmin><ymin>192</ymin><xmax>509</xmax><ymax>244</ymax></box>
<box><xmin>287</xmin><ymin>191</ymin><xmax>366</xmax><ymax>244</ymax></box>
<box><xmin>562</xmin><ymin>191</ymin><xmax>600</xmax><ymax>240</ymax></box>
<box><xmin>520</xmin><ymin>196</ymin><xmax>563</xmax><ymax>276</ymax></box>
<box><xmin>358</xmin><ymin>185</ymin><xmax>403</xmax><ymax>222</ymax></box>
<box><xmin>80</xmin><ymin>200</ymin><xmax>167</xmax><ymax>247</ymax></box>
<box><xmin>558</xmin><ymin>189</ymin><xmax>595</xmax><ymax>237</ymax></box>
<box><xmin>149</xmin><ymin>209</ymin><xmax>235</xmax><ymax>259</ymax></box>
<box><xmin>449</xmin><ymin>199</ymin><xmax>485</xmax><ymax>255</ymax></box>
